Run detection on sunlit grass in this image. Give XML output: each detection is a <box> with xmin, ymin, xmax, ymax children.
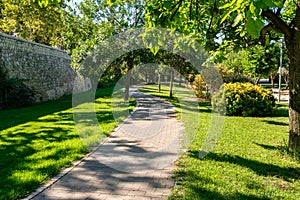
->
<box><xmin>141</xmin><ymin>84</ymin><xmax>300</xmax><ymax>200</ymax></box>
<box><xmin>0</xmin><ymin>87</ymin><xmax>135</xmax><ymax>200</ymax></box>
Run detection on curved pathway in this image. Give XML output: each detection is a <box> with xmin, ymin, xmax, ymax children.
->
<box><xmin>29</xmin><ymin>88</ymin><xmax>184</xmax><ymax>200</ymax></box>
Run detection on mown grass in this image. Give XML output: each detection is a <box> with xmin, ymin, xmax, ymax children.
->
<box><xmin>141</xmin><ymin>84</ymin><xmax>300</xmax><ymax>200</ymax></box>
<box><xmin>0</xmin><ymin>87</ymin><xmax>135</xmax><ymax>200</ymax></box>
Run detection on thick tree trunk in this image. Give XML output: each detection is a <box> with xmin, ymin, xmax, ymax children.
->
<box><xmin>286</xmin><ymin>34</ymin><xmax>300</xmax><ymax>153</ymax></box>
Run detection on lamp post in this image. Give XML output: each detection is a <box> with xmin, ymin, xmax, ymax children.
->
<box><xmin>278</xmin><ymin>38</ymin><xmax>283</xmax><ymax>102</ymax></box>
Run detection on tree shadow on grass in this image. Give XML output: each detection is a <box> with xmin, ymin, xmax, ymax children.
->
<box><xmin>188</xmin><ymin>151</ymin><xmax>300</xmax><ymax>182</ymax></box>
<box><xmin>171</xmin><ymin>165</ymin><xmax>272</xmax><ymax>200</ymax></box>
<box><xmin>0</xmin><ymin>87</ymin><xmax>115</xmax><ymax>130</ymax></box>
<box><xmin>184</xmin><ymin>187</ymin><xmax>272</xmax><ymax>200</ymax></box>
<box><xmin>254</xmin><ymin>142</ymin><xmax>287</xmax><ymax>151</ymax></box>
<box><xmin>261</xmin><ymin>120</ymin><xmax>289</xmax><ymax>126</ymax></box>
<box><xmin>0</xmin><ymin>87</ymin><xmax>118</xmax><ymax>199</ymax></box>
<box><xmin>272</xmin><ymin>104</ymin><xmax>289</xmax><ymax>117</ymax></box>
<box><xmin>254</xmin><ymin>142</ymin><xmax>300</xmax><ymax>162</ymax></box>
<box><xmin>0</xmin><ymin>124</ymin><xmax>85</xmax><ymax>199</ymax></box>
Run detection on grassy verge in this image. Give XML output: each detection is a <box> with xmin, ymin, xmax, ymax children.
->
<box><xmin>0</xmin><ymin>87</ymin><xmax>135</xmax><ymax>200</ymax></box>
<box><xmin>141</xmin><ymin>84</ymin><xmax>300</xmax><ymax>200</ymax></box>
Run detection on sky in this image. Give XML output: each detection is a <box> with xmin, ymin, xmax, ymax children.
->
<box><xmin>67</xmin><ymin>0</ymin><xmax>84</xmax><ymax>8</ymax></box>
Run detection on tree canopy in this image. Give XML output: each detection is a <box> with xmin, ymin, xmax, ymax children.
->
<box><xmin>1</xmin><ymin>0</ymin><xmax>300</xmax><ymax>152</ymax></box>
<box><xmin>145</xmin><ymin>0</ymin><xmax>300</xmax><ymax>153</ymax></box>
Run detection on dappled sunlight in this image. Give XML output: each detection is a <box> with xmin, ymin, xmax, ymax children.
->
<box><xmin>0</xmin><ymin>87</ymin><xmax>135</xmax><ymax>199</ymax></box>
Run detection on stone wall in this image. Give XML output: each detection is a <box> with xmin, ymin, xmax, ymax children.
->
<box><xmin>0</xmin><ymin>33</ymin><xmax>77</xmax><ymax>101</ymax></box>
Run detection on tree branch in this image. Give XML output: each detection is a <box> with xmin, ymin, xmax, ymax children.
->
<box><xmin>260</xmin><ymin>24</ymin><xmax>274</xmax><ymax>45</ymax></box>
<box><xmin>170</xmin><ymin>0</ymin><xmax>183</xmax><ymax>11</ymax></box>
<box><xmin>170</xmin><ymin>0</ymin><xmax>183</xmax><ymax>21</ymax></box>
<box><xmin>276</xmin><ymin>0</ymin><xmax>286</xmax><ymax>15</ymax></box>
<box><xmin>262</xmin><ymin>9</ymin><xmax>292</xmax><ymax>39</ymax></box>
<box><xmin>207</xmin><ymin>0</ymin><xmax>216</xmax><ymax>34</ymax></box>
<box><xmin>245</xmin><ymin>39</ymin><xmax>261</xmax><ymax>48</ymax></box>
<box><xmin>260</xmin><ymin>23</ymin><xmax>284</xmax><ymax>45</ymax></box>
<box><xmin>196</xmin><ymin>0</ymin><xmax>200</xmax><ymax>32</ymax></box>
<box><xmin>190</xmin><ymin>0</ymin><xmax>193</xmax><ymax>21</ymax></box>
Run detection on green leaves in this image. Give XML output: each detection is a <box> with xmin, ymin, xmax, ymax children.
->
<box><xmin>1</xmin><ymin>0</ymin><xmax>67</xmax><ymax>45</ymax></box>
<box><xmin>253</xmin><ymin>0</ymin><xmax>284</xmax><ymax>10</ymax></box>
<box><xmin>219</xmin><ymin>0</ymin><xmax>285</xmax><ymax>39</ymax></box>
<box><xmin>220</xmin><ymin>0</ymin><xmax>243</xmax><ymax>24</ymax></box>
<box><xmin>245</xmin><ymin>10</ymin><xmax>264</xmax><ymax>38</ymax></box>
<box><xmin>35</xmin><ymin>0</ymin><xmax>62</xmax><ymax>7</ymax></box>
<box><xmin>232</xmin><ymin>13</ymin><xmax>243</xmax><ymax>27</ymax></box>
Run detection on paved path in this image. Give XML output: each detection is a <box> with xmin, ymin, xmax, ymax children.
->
<box><xmin>29</xmin><ymin>88</ymin><xmax>184</xmax><ymax>200</ymax></box>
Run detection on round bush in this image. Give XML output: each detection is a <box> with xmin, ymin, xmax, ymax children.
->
<box><xmin>212</xmin><ymin>82</ymin><xmax>276</xmax><ymax>116</ymax></box>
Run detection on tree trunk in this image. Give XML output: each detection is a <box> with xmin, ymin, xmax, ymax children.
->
<box><xmin>270</xmin><ymin>75</ymin><xmax>275</xmax><ymax>88</ymax></box>
<box><xmin>286</xmin><ymin>34</ymin><xmax>300</xmax><ymax>153</ymax></box>
<box><xmin>179</xmin><ymin>73</ymin><xmax>182</xmax><ymax>86</ymax></box>
<box><xmin>158</xmin><ymin>73</ymin><xmax>161</xmax><ymax>92</ymax></box>
<box><xmin>169</xmin><ymin>69</ymin><xmax>173</xmax><ymax>99</ymax></box>
<box><xmin>124</xmin><ymin>70</ymin><xmax>131</xmax><ymax>101</ymax></box>
<box><xmin>124</xmin><ymin>59</ymin><xmax>133</xmax><ymax>102</ymax></box>
<box><xmin>284</xmin><ymin>75</ymin><xmax>289</xmax><ymax>90</ymax></box>
<box><xmin>255</xmin><ymin>77</ymin><xmax>261</xmax><ymax>85</ymax></box>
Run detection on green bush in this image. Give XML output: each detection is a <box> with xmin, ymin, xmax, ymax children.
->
<box><xmin>189</xmin><ymin>74</ymin><xmax>210</xmax><ymax>99</ymax></box>
<box><xmin>212</xmin><ymin>82</ymin><xmax>276</xmax><ymax>116</ymax></box>
<box><xmin>0</xmin><ymin>67</ymin><xmax>36</xmax><ymax>110</ymax></box>
<box><xmin>216</xmin><ymin>64</ymin><xmax>254</xmax><ymax>84</ymax></box>
<box><xmin>223</xmin><ymin>73</ymin><xmax>254</xmax><ymax>84</ymax></box>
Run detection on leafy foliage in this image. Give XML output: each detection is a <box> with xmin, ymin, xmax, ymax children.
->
<box><xmin>223</xmin><ymin>73</ymin><xmax>254</xmax><ymax>84</ymax></box>
<box><xmin>0</xmin><ymin>68</ymin><xmax>35</xmax><ymax>110</ymax></box>
<box><xmin>212</xmin><ymin>82</ymin><xmax>276</xmax><ymax>117</ymax></box>
<box><xmin>189</xmin><ymin>74</ymin><xmax>208</xmax><ymax>98</ymax></box>
<box><xmin>213</xmin><ymin>42</ymin><xmax>288</xmax><ymax>84</ymax></box>
<box><xmin>0</xmin><ymin>0</ymin><xmax>67</xmax><ymax>46</ymax></box>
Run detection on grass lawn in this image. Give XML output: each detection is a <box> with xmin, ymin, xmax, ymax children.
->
<box><xmin>140</xmin><ymin>84</ymin><xmax>300</xmax><ymax>200</ymax></box>
<box><xmin>0</xmin><ymin>87</ymin><xmax>135</xmax><ymax>200</ymax></box>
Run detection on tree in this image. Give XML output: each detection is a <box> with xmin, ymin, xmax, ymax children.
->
<box><xmin>79</xmin><ymin>0</ymin><xmax>146</xmax><ymax>99</ymax></box>
<box><xmin>62</xmin><ymin>0</ymin><xmax>111</xmax><ymax>70</ymax></box>
<box><xmin>155</xmin><ymin>64</ymin><xmax>169</xmax><ymax>92</ymax></box>
<box><xmin>145</xmin><ymin>0</ymin><xmax>300</xmax><ymax>153</ymax></box>
<box><xmin>0</xmin><ymin>0</ymin><xmax>68</xmax><ymax>46</ymax></box>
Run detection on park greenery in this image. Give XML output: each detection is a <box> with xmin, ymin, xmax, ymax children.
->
<box><xmin>141</xmin><ymin>84</ymin><xmax>300</xmax><ymax>200</ymax></box>
<box><xmin>0</xmin><ymin>87</ymin><xmax>135</xmax><ymax>199</ymax></box>
<box><xmin>1</xmin><ymin>0</ymin><xmax>300</xmax><ymax>199</ymax></box>
<box><xmin>0</xmin><ymin>67</ymin><xmax>36</xmax><ymax>109</ymax></box>
<box><xmin>212</xmin><ymin>82</ymin><xmax>276</xmax><ymax>117</ymax></box>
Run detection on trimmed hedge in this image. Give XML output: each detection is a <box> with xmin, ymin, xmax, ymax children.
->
<box><xmin>212</xmin><ymin>82</ymin><xmax>276</xmax><ymax>117</ymax></box>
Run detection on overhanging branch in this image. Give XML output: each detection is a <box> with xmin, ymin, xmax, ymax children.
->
<box><xmin>260</xmin><ymin>24</ymin><xmax>274</xmax><ymax>45</ymax></box>
<box><xmin>262</xmin><ymin>9</ymin><xmax>292</xmax><ymax>39</ymax></box>
<box><xmin>170</xmin><ymin>0</ymin><xmax>183</xmax><ymax>21</ymax></box>
<box><xmin>207</xmin><ymin>0</ymin><xmax>217</xmax><ymax>34</ymax></box>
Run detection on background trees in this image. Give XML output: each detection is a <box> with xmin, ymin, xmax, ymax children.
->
<box><xmin>0</xmin><ymin>0</ymin><xmax>68</xmax><ymax>46</ymax></box>
<box><xmin>1</xmin><ymin>0</ymin><xmax>299</xmax><ymax>153</ymax></box>
<box><xmin>145</xmin><ymin>0</ymin><xmax>300</xmax><ymax>153</ymax></box>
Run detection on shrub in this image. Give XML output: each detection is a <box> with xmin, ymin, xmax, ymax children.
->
<box><xmin>223</xmin><ymin>73</ymin><xmax>254</xmax><ymax>84</ymax></box>
<box><xmin>189</xmin><ymin>74</ymin><xmax>209</xmax><ymax>99</ymax></box>
<box><xmin>212</xmin><ymin>82</ymin><xmax>276</xmax><ymax>117</ymax></box>
<box><xmin>0</xmin><ymin>67</ymin><xmax>36</xmax><ymax>110</ymax></box>
<box><xmin>216</xmin><ymin>64</ymin><xmax>254</xmax><ymax>84</ymax></box>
